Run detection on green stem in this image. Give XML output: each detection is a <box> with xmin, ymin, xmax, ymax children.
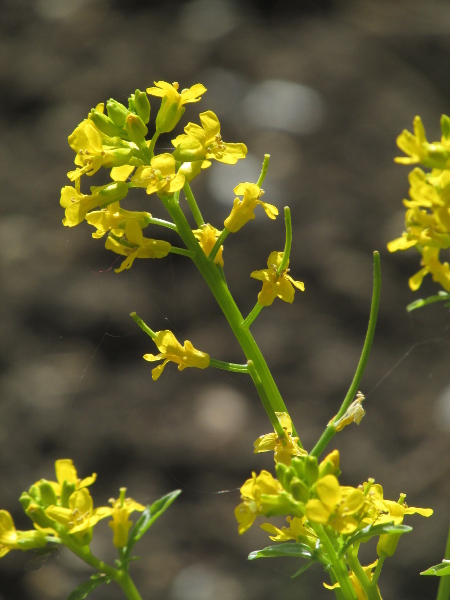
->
<box><xmin>277</xmin><ymin>207</ymin><xmax>292</xmax><ymax>275</ymax></box>
<box><xmin>310</xmin><ymin>251</ymin><xmax>381</xmax><ymax>458</ymax></box>
<box><xmin>247</xmin><ymin>360</ymin><xmax>285</xmax><ymax>439</ymax></box>
<box><xmin>130</xmin><ymin>312</ymin><xmax>157</xmax><ymax>339</ymax></box>
<box><xmin>257</xmin><ymin>154</ymin><xmax>271</xmax><ymax>187</ymax></box>
<box><xmin>347</xmin><ymin>550</ymin><xmax>382</xmax><ymax>600</ymax></box>
<box><xmin>115</xmin><ymin>571</ymin><xmax>143</xmax><ymax>600</ymax></box>
<box><xmin>209</xmin><ymin>228</ymin><xmax>229</xmax><ymax>264</ymax></box>
<box><xmin>183</xmin><ymin>182</ymin><xmax>205</xmax><ymax>227</ymax></box>
<box><xmin>371</xmin><ymin>553</ymin><xmax>386</xmax><ymax>587</ymax></box>
<box><xmin>170</xmin><ymin>246</ymin><xmax>195</xmax><ymax>257</ymax></box>
<box><xmin>209</xmin><ymin>358</ymin><xmax>249</xmax><ymax>373</ymax></box>
<box><xmin>437</xmin><ymin>520</ymin><xmax>450</xmax><ymax>600</ymax></box>
<box><xmin>242</xmin><ymin>303</ymin><xmax>263</xmax><ymax>329</ymax></box>
<box><xmin>312</xmin><ymin>524</ymin><xmax>357</xmax><ymax>600</ymax></box>
<box><xmin>148</xmin><ymin>217</ymin><xmax>178</xmax><ymax>231</ymax></box>
<box><xmin>158</xmin><ymin>192</ymin><xmax>299</xmax><ymax>440</ymax></box>
<box><xmin>148</xmin><ymin>131</ymin><xmax>160</xmax><ymax>159</ymax></box>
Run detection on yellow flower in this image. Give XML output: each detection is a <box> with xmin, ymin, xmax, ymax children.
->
<box><xmin>260</xmin><ymin>515</ymin><xmax>316</xmax><ymax>544</ymax></box>
<box><xmin>143</xmin><ymin>330</ymin><xmax>210</xmax><ymax>380</ymax></box>
<box><xmin>60</xmin><ymin>181</ymin><xmax>129</xmax><ymax>227</ymax></box>
<box><xmin>224</xmin><ymin>183</ymin><xmax>278</xmax><ymax>233</ymax></box>
<box><xmin>306</xmin><ymin>475</ymin><xmax>365</xmax><ymax>534</ymax></box>
<box><xmin>324</xmin><ymin>560</ymin><xmax>380</xmax><ymax>600</ymax></box>
<box><xmin>131</xmin><ymin>153</ymin><xmax>185</xmax><ymax>196</ymax></box>
<box><xmin>35</xmin><ymin>459</ymin><xmax>96</xmax><ymax>499</ymax></box>
<box><xmin>147</xmin><ymin>81</ymin><xmax>207</xmax><ymax>133</ymax></box>
<box><xmin>193</xmin><ymin>224</ymin><xmax>224</xmax><ymax>267</ymax></box>
<box><xmin>235</xmin><ymin>470</ymin><xmax>284</xmax><ymax>534</ymax></box>
<box><xmin>251</xmin><ymin>251</ymin><xmax>305</xmax><ymax>306</ymax></box>
<box><xmin>45</xmin><ymin>488</ymin><xmax>111</xmax><ymax>542</ymax></box>
<box><xmin>172</xmin><ymin>111</ymin><xmax>247</xmax><ymax>165</ymax></box>
<box><xmin>0</xmin><ymin>510</ymin><xmax>47</xmax><ymax>557</ymax></box>
<box><xmin>395</xmin><ymin>115</ymin><xmax>450</xmax><ymax>169</ymax></box>
<box><xmin>409</xmin><ymin>246</ymin><xmax>450</xmax><ymax>292</ymax></box>
<box><xmin>85</xmin><ymin>202</ymin><xmax>152</xmax><ymax>239</ymax></box>
<box><xmin>108</xmin><ymin>488</ymin><xmax>145</xmax><ymax>548</ymax></box>
<box><xmin>67</xmin><ymin>119</ymin><xmax>133</xmax><ymax>181</ymax></box>
<box><xmin>104</xmin><ymin>219</ymin><xmax>171</xmax><ymax>273</ymax></box>
<box><xmin>253</xmin><ymin>412</ymin><xmax>306</xmax><ymax>465</ymax></box>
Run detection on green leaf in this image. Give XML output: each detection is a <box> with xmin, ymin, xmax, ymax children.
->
<box><xmin>406</xmin><ymin>292</ymin><xmax>450</xmax><ymax>312</ymax></box>
<box><xmin>421</xmin><ymin>560</ymin><xmax>450</xmax><ymax>576</ymax></box>
<box><xmin>67</xmin><ymin>574</ymin><xmax>110</xmax><ymax>600</ymax></box>
<box><xmin>340</xmin><ymin>523</ymin><xmax>412</xmax><ymax>556</ymax></box>
<box><xmin>291</xmin><ymin>560</ymin><xmax>315</xmax><ymax>578</ymax></box>
<box><xmin>248</xmin><ymin>543</ymin><xmax>314</xmax><ymax>561</ymax></box>
<box><xmin>125</xmin><ymin>490</ymin><xmax>181</xmax><ymax>553</ymax></box>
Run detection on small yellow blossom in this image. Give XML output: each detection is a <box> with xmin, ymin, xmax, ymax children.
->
<box><xmin>45</xmin><ymin>488</ymin><xmax>111</xmax><ymax>539</ymax></box>
<box><xmin>147</xmin><ymin>81</ymin><xmax>207</xmax><ymax>133</ymax></box>
<box><xmin>224</xmin><ymin>183</ymin><xmax>278</xmax><ymax>233</ymax></box>
<box><xmin>0</xmin><ymin>511</ymin><xmax>47</xmax><ymax>557</ymax></box>
<box><xmin>105</xmin><ymin>219</ymin><xmax>171</xmax><ymax>273</ymax></box>
<box><xmin>85</xmin><ymin>202</ymin><xmax>152</xmax><ymax>239</ymax></box>
<box><xmin>131</xmin><ymin>153</ymin><xmax>185</xmax><ymax>196</ymax></box>
<box><xmin>34</xmin><ymin>459</ymin><xmax>96</xmax><ymax>499</ymax></box>
<box><xmin>172</xmin><ymin>111</ymin><xmax>247</xmax><ymax>165</ymax></box>
<box><xmin>143</xmin><ymin>330</ymin><xmax>210</xmax><ymax>381</ymax></box>
<box><xmin>409</xmin><ymin>246</ymin><xmax>450</xmax><ymax>292</ymax></box>
<box><xmin>306</xmin><ymin>475</ymin><xmax>365</xmax><ymax>534</ymax></box>
<box><xmin>261</xmin><ymin>516</ymin><xmax>316</xmax><ymax>544</ymax></box>
<box><xmin>60</xmin><ymin>182</ymin><xmax>129</xmax><ymax>227</ymax></box>
<box><xmin>235</xmin><ymin>470</ymin><xmax>284</xmax><ymax>534</ymax></box>
<box><xmin>396</xmin><ymin>115</ymin><xmax>450</xmax><ymax>169</ymax></box>
<box><xmin>67</xmin><ymin>119</ymin><xmax>133</xmax><ymax>181</ymax></box>
<box><xmin>251</xmin><ymin>251</ymin><xmax>305</xmax><ymax>306</ymax></box>
<box><xmin>324</xmin><ymin>560</ymin><xmax>380</xmax><ymax>600</ymax></box>
<box><xmin>253</xmin><ymin>412</ymin><xmax>306</xmax><ymax>465</ymax></box>
<box><xmin>193</xmin><ymin>224</ymin><xmax>224</xmax><ymax>267</ymax></box>
<box><xmin>108</xmin><ymin>488</ymin><xmax>145</xmax><ymax>548</ymax></box>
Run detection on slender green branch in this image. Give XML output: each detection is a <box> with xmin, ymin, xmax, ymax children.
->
<box><xmin>209</xmin><ymin>228</ymin><xmax>229</xmax><ymax>264</ymax></box>
<box><xmin>209</xmin><ymin>358</ymin><xmax>249</xmax><ymax>373</ymax></box>
<box><xmin>312</xmin><ymin>524</ymin><xmax>357</xmax><ymax>600</ymax></box>
<box><xmin>170</xmin><ymin>246</ymin><xmax>195</xmax><ymax>258</ymax></box>
<box><xmin>183</xmin><ymin>182</ymin><xmax>205</xmax><ymax>227</ymax></box>
<box><xmin>148</xmin><ymin>131</ymin><xmax>160</xmax><ymax>159</ymax></box>
<box><xmin>371</xmin><ymin>553</ymin><xmax>386</xmax><ymax>587</ymax></box>
<box><xmin>115</xmin><ymin>571</ymin><xmax>143</xmax><ymax>600</ymax></box>
<box><xmin>437</xmin><ymin>520</ymin><xmax>450</xmax><ymax>600</ymax></box>
<box><xmin>257</xmin><ymin>154</ymin><xmax>271</xmax><ymax>187</ymax></box>
<box><xmin>157</xmin><ymin>192</ymin><xmax>298</xmax><ymax>438</ymax></box>
<box><xmin>130</xmin><ymin>312</ymin><xmax>157</xmax><ymax>339</ymax></box>
<box><xmin>277</xmin><ymin>207</ymin><xmax>292</xmax><ymax>275</ymax></box>
<box><xmin>242</xmin><ymin>303</ymin><xmax>263</xmax><ymax>329</ymax></box>
<box><xmin>148</xmin><ymin>217</ymin><xmax>178</xmax><ymax>231</ymax></box>
<box><xmin>347</xmin><ymin>550</ymin><xmax>382</xmax><ymax>600</ymax></box>
<box><xmin>310</xmin><ymin>251</ymin><xmax>381</xmax><ymax>458</ymax></box>
<box><xmin>247</xmin><ymin>360</ymin><xmax>286</xmax><ymax>439</ymax></box>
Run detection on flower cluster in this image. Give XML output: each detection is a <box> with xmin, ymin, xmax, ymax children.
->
<box><xmin>0</xmin><ymin>459</ymin><xmax>144</xmax><ymax>557</ymax></box>
<box><xmin>236</xmin><ymin>420</ymin><xmax>432</xmax><ymax>598</ymax></box>
<box><xmin>388</xmin><ymin>115</ymin><xmax>450</xmax><ymax>294</ymax></box>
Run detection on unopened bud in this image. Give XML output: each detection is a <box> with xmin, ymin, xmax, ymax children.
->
<box><xmin>125</xmin><ymin>113</ymin><xmax>148</xmax><ymax>146</ymax></box>
<box><xmin>172</xmin><ymin>139</ymin><xmax>207</xmax><ymax>162</ymax></box>
<box><xmin>134</xmin><ymin>89</ymin><xmax>151</xmax><ymax>124</ymax></box>
<box><xmin>107</xmin><ymin>99</ymin><xmax>129</xmax><ymax>127</ymax></box>
<box><xmin>89</xmin><ymin>109</ymin><xmax>124</xmax><ymax>138</ymax></box>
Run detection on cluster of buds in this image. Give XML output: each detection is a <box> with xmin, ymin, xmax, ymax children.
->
<box><xmin>236</xmin><ymin>415</ymin><xmax>432</xmax><ymax>598</ymax></box>
<box><xmin>388</xmin><ymin>115</ymin><xmax>450</xmax><ymax>294</ymax></box>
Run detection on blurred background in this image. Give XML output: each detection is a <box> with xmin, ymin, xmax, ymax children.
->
<box><xmin>1</xmin><ymin>0</ymin><xmax>450</xmax><ymax>598</ymax></box>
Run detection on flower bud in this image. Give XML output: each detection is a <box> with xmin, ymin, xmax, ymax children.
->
<box><xmin>125</xmin><ymin>113</ymin><xmax>148</xmax><ymax>146</ymax></box>
<box><xmin>134</xmin><ymin>89</ymin><xmax>151</xmax><ymax>124</ymax></box>
<box><xmin>91</xmin><ymin>181</ymin><xmax>129</xmax><ymax>206</ymax></box>
<box><xmin>441</xmin><ymin>114</ymin><xmax>450</xmax><ymax>140</ymax></box>
<box><xmin>178</xmin><ymin>160</ymin><xmax>205</xmax><ymax>183</ymax></box>
<box><xmin>106</xmin><ymin>99</ymin><xmax>129</xmax><ymax>127</ymax></box>
<box><xmin>103</xmin><ymin>147</ymin><xmax>134</xmax><ymax>168</ymax></box>
<box><xmin>89</xmin><ymin>109</ymin><xmax>124</xmax><ymax>138</ymax></box>
<box><xmin>172</xmin><ymin>139</ymin><xmax>207</xmax><ymax>162</ymax></box>
<box><xmin>304</xmin><ymin>456</ymin><xmax>319</xmax><ymax>487</ymax></box>
<box><xmin>319</xmin><ymin>450</ymin><xmax>341</xmax><ymax>478</ymax></box>
<box><xmin>377</xmin><ymin>533</ymin><xmax>401</xmax><ymax>557</ymax></box>
<box><xmin>155</xmin><ymin>99</ymin><xmax>184</xmax><ymax>134</ymax></box>
<box><xmin>290</xmin><ymin>477</ymin><xmax>310</xmax><ymax>503</ymax></box>
<box><xmin>37</xmin><ymin>481</ymin><xmax>57</xmax><ymax>507</ymax></box>
<box><xmin>19</xmin><ymin>492</ymin><xmax>33</xmax><ymax>512</ymax></box>
<box><xmin>26</xmin><ymin>503</ymin><xmax>57</xmax><ymax>529</ymax></box>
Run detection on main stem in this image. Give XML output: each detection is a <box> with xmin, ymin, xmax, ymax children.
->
<box><xmin>159</xmin><ymin>193</ymin><xmax>299</xmax><ymax>440</ymax></box>
<box><xmin>437</xmin><ymin>520</ymin><xmax>450</xmax><ymax>600</ymax></box>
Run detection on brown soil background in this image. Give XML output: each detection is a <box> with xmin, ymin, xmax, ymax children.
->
<box><xmin>0</xmin><ymin>1</ymin><xmax>449</xmax><ymax>599</ymax></box>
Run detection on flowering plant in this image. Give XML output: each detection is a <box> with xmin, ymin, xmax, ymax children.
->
<box><xmin>1</xmin><ymin>82</ymin><xmax>446</xmax><ymax>600</ymax></box>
